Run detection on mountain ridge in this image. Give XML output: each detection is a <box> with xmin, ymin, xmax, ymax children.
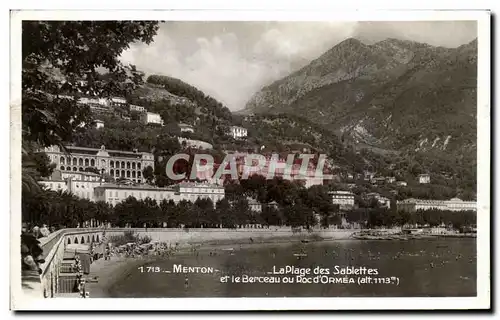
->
<box><xmin>243</xmin><ymin>37</ymin><xmax>477</xmax><ymax>156</ymax></box>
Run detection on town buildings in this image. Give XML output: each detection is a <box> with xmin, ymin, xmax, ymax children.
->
<box><xmin>365</xmin><ymin>192</ymin><xmax>391</xmax><ymax>209</ymax></box>
<box><xmin>175</xmin><ymin>182</ymin><xmax>225</xmax><ymax>204</ymax></box>
<box><xmin>419</xmin><ymin>174</ymin><xmax>431</xmax><ymax>184</ymax></box>
<box><xmin>93</xmin><ymin>182</ymin><xmax>225</xmax><ymax>207</ymax></box>
<box><xmin>41</xmin><ymin>145</ymin><xmax>155</xmax><ymax>184</ymax></box>
<box><xmin>130</xmin><ymin>104</ymin><xmax>146</xmax><ymax>112</ymax></box>
<box><xmin>178</xmin><ymin>137</ymin><xmax>213</xmax><ymax>150</ymax></box>
<box><xmin>396</xmin><ymin>181</ymin><xmax>408</xmax><ymax>187</ymax></box>
<box><xmin>328</xmin><ymin>191</ymin><xmax>355</xmax><ymax>210</ymax></box>
<box><xmin>232</xmin><ymin>156</ymin><xmax>327</xmax><ymax>188</ymax></box>
<box><xmin>229</xmin><ymin>126</ymin><xmax>248</xmax><ymax>139</ymax></box>
<box><xmin>397</xmin><ymin>198</ymin><xmax>476</xmax><ymax>212</ymax></box>
<box><xmin>94</xmin><ymin>184</ymin><xmax>175</xmax><ymax>206</ymax></box>
<box><xmin>371</xmin><ymin>177</ymin><xmax>386</xmax><ymax>185</ymax></box>
<box><xmin>39</xmin><ymin>170</ymin><xmax>103</xmax><ymax>201</ymax></box>
<box><xmin>386</xmin><ymin>176</ymin><xmax>396</xmax><ymax>183</ymax></box>
<box><xmin>179</xmin><ymin>123</ymin><xmax>195</xmax><ymax>133</ymax></box>
<box><xmin>95</xmin><ymin>120</ymin><xmax>104</xmax><ymax>129</ymax></box>
<box><xmin>110</xmin><ymin>97</ymin><xmax>127</xmax><ymax>106</ymax></box>
<box><xmin>247</xmin><ymin>197</ymin><xmax>263</xmax><ymax>212</ymax></box>
<box><xmin>140</xmin><ymin>112</ymin><xmax>164</xmax><ymax>126</ymax></box>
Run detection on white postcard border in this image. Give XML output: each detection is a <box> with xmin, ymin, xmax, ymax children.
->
<box><xmin>9</xmin><ymin>9</ymin><xmax>491</xmax><ymax>311</ymax></box>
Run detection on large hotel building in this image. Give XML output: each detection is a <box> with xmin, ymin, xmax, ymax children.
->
<box><xmin>94</xmin><ymin>182</ymin><xmax>225</xmax><ymax>207</ymax></box>
<box><xmin>397</xmin><ymin>198</ymin><xmax>476</xmax><ymax>212</ymax></box>
<box><xmin>39</xmin><ymin>145</ymin><xmax>226</xmax><ymax>206</ymax></box>
<box><xmin>42</xmin><ymin>145</ymin><xmax>155</xmax><ymax>184</ymax></box>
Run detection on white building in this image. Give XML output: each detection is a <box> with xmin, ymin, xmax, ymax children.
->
<box><xmin>77</xmin><ymin>97</ymin><xmax>109</xmax><ymax>107</ymax></box>
<box><xmin>95</xmin><ymin>120</ymin><xmax>104</xmax><ymax>129</ymax></box>
<box><xmin>386</xmin><ymin>176</ymin><xmax>396</xmax><ymax>183</ymax></box>
<box><xmin>178</xmin><ymin>137</ymin><xmax>213</xmax><ymax>150</ymax></box>
<box><xmin>140</xmin><ymin>112</ymin><xmax>164</xmax><ymax>126</ymax></box>
<box><xmin>130</xmin><ymin>104</ymin><xmax>146</xmax><ymax>113</ymax></box>
<box><xmin>179</xmin><ymin>123</ymin><xmax>195</xmax><ymax>133</ymax></box>
<box><xmin>39</xmin><ymin>170</ymin><xmax>104</xmax><ymax>201</ymax></box>
<box><xmin>94</xmin><ymin>184</ymin><xmax>174</xmax><ymax>207</ymax></box>
<box><xmin>60</xmin><ymin>171</ymin><xmax>102</xmax><ymax>182</ymax></box>
<box><xmin>174</xmin><ymin>182</ymin><xmax>225</xmax><ymax>204</ymax></box>
<box><xmin>365</xmin><ymin>192</ymin><xmax>391</xmax><ymax>209</ymax></box>
<box><xmin>247</xmin><ymin>197</ymin><xmax>262</xmax><ymax>213</ymax></box>
<box><xmin>328</xmin><ymin>191</ymin><xmax>355</xmax><ymax>210</ymax></box>
<box><xmin>418</xmin><ymin>174</ymin><xmax>431</xmax><ymax>184</ymax></box>
<box><xmin>378</xmin><ymin>196</ymin><xmax>391</xmax><ymax>209</ymax></box>
<box><xmin>93</xmin><ymin>182</ymin><xmax>225</xmax><ymax>207</ymax></box>
<box><xmin>229</xmin><ymin>126</ymin><xmax>247</xmax><ymax>139</ymax></box>
<box><xmin>38</xmin><ymin>179</ymin><xmax>68</xmax><ymax>193</ymax></box>
<box><xmin>42</xmin><ymin>145</ymin><xmax>154</xmax><ymax>184</ymax></box>
<box><xmin>110</xmin><ymin>97</ymin><xmax>127</xmax><ymax>105</ymax></box>
<box><xmin>397</xmin><ymin>198</ymin><xmax>476</xmax><ymax>213</ymax></box>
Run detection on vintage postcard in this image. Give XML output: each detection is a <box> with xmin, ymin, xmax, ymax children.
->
<box><xmin>10</xmin><ymin>9</ymin><xmax>490</xmax><ymax>311</ymax></box>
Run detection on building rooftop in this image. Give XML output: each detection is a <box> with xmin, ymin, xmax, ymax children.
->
<box><xmin>397</xmin><ymin>198</ymin><xmax>473</xmax><ymax>204</ymax></box>
<box><xmin>176</xmin><ymin>182</ymin><xmax>224</xmax><ymax>189</ymax></box>
<box><xmin>61</xmin><ymin>170</ymin><xmax>100</xmax><ymax>176</ymax></box>
<box><xmin>63</xmin><ymin>145</ymin><xmax>153</xmax><ymax>156</ymax></box>
<box><xmin>328</xmin><ymin>190</ymin><xmax>354</xmax><ymax>195</ymax></box>
<box><xmin>95</xmin><ymin>183</ymin><xmax>175</xmax><ymax>191</ymax></box>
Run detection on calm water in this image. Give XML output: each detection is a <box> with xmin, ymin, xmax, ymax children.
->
<box><xmin>108</xmin><ymin>239</ymin><xmax>476</xmax><ymax>297</ymax></box>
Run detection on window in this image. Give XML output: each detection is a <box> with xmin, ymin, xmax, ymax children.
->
<box><xmin>115</xmin><ymin>191</ymin><xmax>118</xmax><ymax>197</ymax></box>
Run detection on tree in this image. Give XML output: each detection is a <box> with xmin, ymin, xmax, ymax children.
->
<box><xmin>305</xmin><ymin>185</ymin><xmax>335</xmax><ymax>227</ymax></box>
<box><xmin>143</xmin><ymin>166</ymin><xmax>155</xmax><ymax>184</ymax></box>
<box><xmin>22</xmin><ymin>21</ymin><xmax>159</xmax><ymax>149</ymax></box>
<box><xmin>21</xmin><ymin>21</ymin><xmax>159</xmax><ymax>202</ymax></box>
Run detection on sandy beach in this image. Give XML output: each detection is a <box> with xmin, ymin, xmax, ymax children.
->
<box><xmin>84</xmin><ymin>235</ymin><xmax>316</xmax><ymax>297</ymax></box>
<box><xmin>85</xmin><ymin>257</ymin><xmax>153</xmax><ymax>298</ymax></box>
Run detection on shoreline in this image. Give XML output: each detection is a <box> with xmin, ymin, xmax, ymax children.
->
<box><xmin>84</xmin><ymin>233</ymin><xmax>475</xmax><ymax>298</ymax></box>
<box><xmin>85</xmin><ymin>235</ymin><xmax>319</xmax><ymax>298</ymax></box>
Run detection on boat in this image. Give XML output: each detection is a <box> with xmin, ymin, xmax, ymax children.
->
<box><xmin>222</xmin><ymin>248</ymin><xmax>234</xmax><ymax>251</ymax></box>
<box><xmin>301</xmin><ymin>239</ymin><xmax>310</xmax><ymax>243</ymax></box>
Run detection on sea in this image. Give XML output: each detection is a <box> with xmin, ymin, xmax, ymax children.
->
<box><xmin>107</xmin><ymin>238</ymin><xmax>476</xmax><ymax>297</ymax></box>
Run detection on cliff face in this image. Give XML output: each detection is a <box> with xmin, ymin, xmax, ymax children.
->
<box><xmin>244</xmin><ymin>38</ymin><xmax>477</xmax><ymax>155</ymax></box>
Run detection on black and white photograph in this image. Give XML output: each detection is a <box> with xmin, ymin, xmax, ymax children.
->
<box><xmin>10</xmin><ymin>9</ymin><xmax>490</xmax><ymax>311</ymax></box>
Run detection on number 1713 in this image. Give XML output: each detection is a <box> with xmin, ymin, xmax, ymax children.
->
<box><xmin>138</xmin><ymin>266</ymin><xmax>161</xmax><ymax>273</ymax></box>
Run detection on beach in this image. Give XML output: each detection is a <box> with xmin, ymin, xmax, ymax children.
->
<box><xmin>83</xmin><ymin>229</ymin><xmax>475</xmax><ymax>297</ymax></box>
<box><xmin>85</xmin><ymin>257</ymin><xmax>152</xmax><ymax>298</ymax></box>
<box><xmin>84</xmin><ymin>234</ymin><xmax>323</xmax><ymax>297</ymax></box>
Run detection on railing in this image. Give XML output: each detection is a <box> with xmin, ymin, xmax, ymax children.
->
<box><xmin>22</xmin><ymin>227</ymin><xmax>111</xmax><ymax>299</ymax></box>
<box><xmin>39</xmin><ymin>228</ymin><xmax>107</xmax><ymax>278</ymax></box>
<box><xmin>23</xmin><ymin>226</ymin><xmax>361</xmax><ymax>298</ymax></box>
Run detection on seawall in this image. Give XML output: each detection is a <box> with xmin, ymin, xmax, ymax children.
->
<box><xmin>125</xmin><ymin>228</ymin><xmax>358</xmax><ymax>246</ymax></box>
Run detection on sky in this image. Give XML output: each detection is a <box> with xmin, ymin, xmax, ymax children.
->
<box><xmin>120</xmin><ymin>21</ymin><xmax>477</xmax><ymax>111</ymax></box>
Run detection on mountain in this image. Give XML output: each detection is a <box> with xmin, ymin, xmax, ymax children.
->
<box><xmin>244</xmin><ymin>38</ymin><xmax>477</xmax><ymax>156</ymax></box>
